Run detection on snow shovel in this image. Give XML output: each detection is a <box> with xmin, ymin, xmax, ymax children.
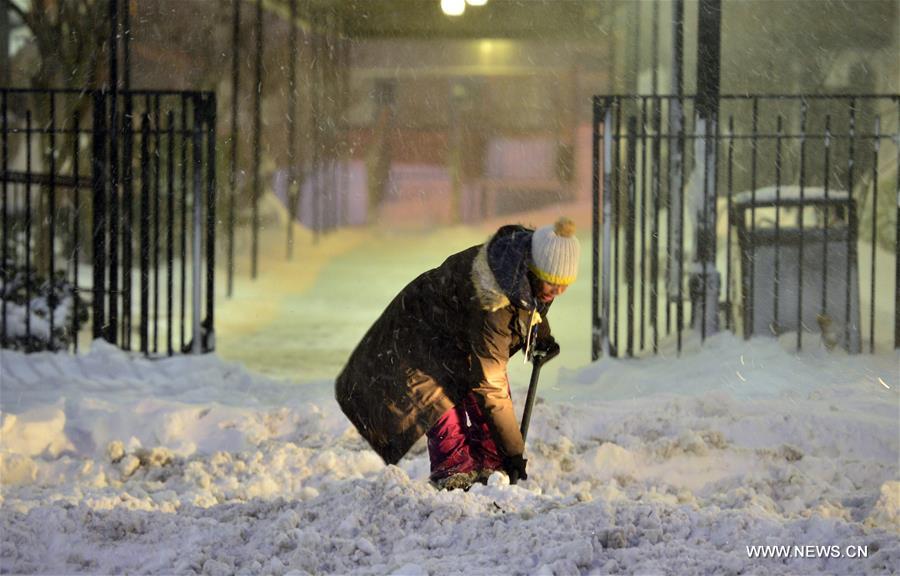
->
<box><xmin>509</xmin><ymin>341</ymin><xmax>560</xmax><ymax>485</ymax></box>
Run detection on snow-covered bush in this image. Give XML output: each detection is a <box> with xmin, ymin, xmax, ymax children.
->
<box><xmin>0</xmin><ymin>260</ymin><xmax>89</xmax><ymax>352</ymax></box>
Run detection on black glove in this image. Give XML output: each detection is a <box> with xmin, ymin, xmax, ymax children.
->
<box><xmin>504</xmin><ymin>454</ymin><xmax>528</xmax><ymax>483</ymax></box>
<box><xmin>533</xmin><ymin>336</ymin><xmax>560</xmax><ymax>361</ymax></box>
<box><xmin>535</xmin><ymin>335</ymin><xmax>558</xmax><ymax>354</ymax></box>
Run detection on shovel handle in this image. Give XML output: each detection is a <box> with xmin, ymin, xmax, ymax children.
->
<box><xmin>510</xmin><ymin>343</ymin><xmax>559</xmax><ymax>485</ymax></box>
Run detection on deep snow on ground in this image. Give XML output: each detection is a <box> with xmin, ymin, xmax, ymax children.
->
<box><xmin>1</xmin><ymin>333</ymin><xmax>898</xmax><ymax>575</ymax></box>
<box><xmin>2</xmin><ymin>215</ymin><xmax>899</xmax><ymax>574</ymax></box>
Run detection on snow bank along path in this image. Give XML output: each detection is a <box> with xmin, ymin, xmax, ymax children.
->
<box><xmin>1</xmin><ymin>336</ymin><xmax>898</xmax><ymax>575</ymax></box>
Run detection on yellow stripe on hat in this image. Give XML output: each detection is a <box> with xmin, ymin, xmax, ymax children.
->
<box><xmin>528</xmin><ymin>264</ymin><xmax>576</xmax><ymax>286</ymax></box>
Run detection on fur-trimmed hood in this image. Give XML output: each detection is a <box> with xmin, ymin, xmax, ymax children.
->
<box><xmin>471</xmin><ymin>225</ymin><xmax>537</xmax><ymax>312</ymax></box>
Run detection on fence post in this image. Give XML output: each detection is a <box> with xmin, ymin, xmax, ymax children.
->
<box><xmin>895</xmin><ymin>98</ymin><xmax>900</xmax><ymax>349</ymax></box>
<box><xmin>600</xmin><ymin>101</ymin><xmax>614</xmax><ymax>359</ymax></box>
<box><xmin>91</xmin><ymin>91</ymin><xmax>107</xmax><ymax>341</ymax></box>
<box><xmin>192</xmin><ymin>95</ymin><xmax>203</xmax><ymax>354</ymax></box>
<box><xmin>24</xmin><ymin>111</ymin><xmax>32</xmax><ymax>345</ymax></box>
<box><xmin>72</xmin><ymin>111</ymin><xmax>81</xmax><ymax>352</ymax></box>
<box><xmin>651</xmin><ymin>98</ymin><xmax>662</xmax><ymax>353</ymax></box>
<box><xmin>205</xmin><ymin>94</ymin><xmax>217</xmax><ymax>352</ymax></box>
<box><xmin>139</xmin><ymin>113</ymin><xmax>150</xmax><ymax>355</ymax></box>
<box><xmin>122</xmin><ymin>93</ymin><xmax>134</xmax><ymax>349</ymax></box>
<box><xmin>626</xmin><ymin>116</ymin><xmax>637</xmax><ymax>357</ymax></box>
<box><xmin>869</xmin><ymin>116</ymin><xmax>879</xmax><ymax>353</ymax></box>
<box><xmin>1</xmin><ymin>91</ymin><xmax>6</xmax><ymax>343</ymax></box>
<box><xmin>107</xmin><ymin>0</ymin><xmax>120</xmax><ymax>346</ymax></box>
<box><xmin>166</xmin><ymin>110</ymin><xmax>175</xmax><ymax>356</ymax></box>
<box><xmin>48</xmin><ymin>95</ymin><xmax>57</xmax><ymax>349</ymax></box>
<box><xmin>845</xmin><ymin>99</ymin><xmax>857</xmax><ymax>352</ymax></box>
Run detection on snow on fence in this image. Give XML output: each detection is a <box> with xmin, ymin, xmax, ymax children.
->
<box><xmin>591</xmin><ymin>93</ymin><xmax>900</xmax><ymax>359</ymax></box>
<box><xmin>0</xmin><ymin>88</ymin><xmax>217</xmax><ymax>356</ymax></box>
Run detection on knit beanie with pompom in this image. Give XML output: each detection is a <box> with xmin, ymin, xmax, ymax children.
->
<box><xmin>529</xmin><ymin>217</ymin><xmax>580</xmax><ymax>285</ymax></box>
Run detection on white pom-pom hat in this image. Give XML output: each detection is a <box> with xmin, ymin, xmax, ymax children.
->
<box><xmin>529</xmin><ymin>217</ymin><xmax>580</xmax><ymax>286</ymax></box>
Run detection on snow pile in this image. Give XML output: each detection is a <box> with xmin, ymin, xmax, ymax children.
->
<box><xmin>1</xmin><ymin>336</ymin><xmax>898</xmax><ymax>574</ymax></box>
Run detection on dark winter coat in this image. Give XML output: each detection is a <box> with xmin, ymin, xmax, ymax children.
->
<box><xmin>335</xmin><ymin>225</ymin><xmax>552</xmax><ymax>465</ymax></box>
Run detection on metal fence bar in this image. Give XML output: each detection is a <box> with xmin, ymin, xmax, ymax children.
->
<box><xmin>25</xmin><ymin>111</ymin><xmax>33</xmax><ymax>344</ymax></box>
<box><xmin>601</xmin><ymin>102</ymin><xmax>614</xmax><ymax>358</ymax></box>
<box><xmin>626</xmin><ymin>115</ymin><xmax>637</xmax><ymax>357</ymax></box>
<box><xmin>748</xmin><ymin>97</ymin><xmax>759</xmax><ymax>338</ymax></box>
<box><xmin>676</xmin><ymin>101</ymin><xmax>686</xmax><ymax>354</ymax></box>
<box><xmin>72</xmin><ymin>110</ymin><xmax>81</xmax><ymax>352</ymax></box>
<box><xmin>612</xmin><ymin>101</ymin><xmax>621</xmax><ymax>356</ymax></box>
<box><xmin>123</xmin><ymin>93</ymin><xmax>134</xmax><ymax>349</ymax></box>
<box><xmin>773</xmin><ymin>115</ymin><xmax>783</xmax><ymax>332</ymax></box>
<box><xmin>91</xmin><ymin>93</ymin><xmax>106</xmax><ymax>340</ymax></box>
<box><xmin>591</xmin><ymin>97</ymin><xmax>601</xmax><ymax>360</ymax></box>
<box><xmin>180</xmin><ymin>94</ymin><xmax>188</xmax><ymax>351</ymax></box>
<box><xmin>822</xmin><ymin>115</ymin><xmax>831</xmax><ymax>318</ymax></box>
<box><xmin>870</xmin><ymin>117</ymin><xmax>879</xmax><ymax>353</ymax></box>
<box><xmin>166</xmin><ymin>110</ymin><xmax>175</xmax><ymax>356</ymax></box>
<box><xmin>205</xmin><ymin>94</ymin><xmax>217</xmax><ymax>350</ymax></box>
<box><xmin>726</xmin><ymin>115</ymin><xmax>734</xmax><ymax>333</ymax></box>
<box><xmin>797</xmin><ymin>102</ymin><xmax>807</xmax><ymax>351</ymax></box>
<box><xmin>139</xmin><ymin>113</ymin><xmax>150</xmax><ymax>355</ymax></box>
<box><xmin>1</xmin><ymin>91</ymin><xmax>6</xmax><ymax>342</ymax></box>
<box><xmin>72</xmin><ymin>111</ymin><xmax>81</xmax><ymax>352</ymax></box>
<box><xmin>153</xmin><ymin>96</ymin><xmax>161</xmax><ymax>354</ymax></box>
<box><xmin>657</xmin><ymin>100</ymin><xmax>675</xmax><ymax>336</ymax></box>
<box><xmin>845</xmin><ymin>99</ymin><xmax>856</xmax><ymax>348</ymax></box>
<box><xmin>108</xmin><ymin>4</ymin><xmax>120</xmax><ymax>346</ymax></box>
<box><xmin>699</xmin><ymin>111</ymin><xmax>711</xmax><ymax>343</ymax></box>
<box><xmin>896</xmin><ymin>100</ymin><xmax>900</xmax><ymax>349</ymax></box>
<box><xmin>651</xmin><ymin>99</ymin><xmax>662</xmax><ymax>353</ymax></box>
<box><xmin>48</xmin><ymin>95</ymin><xmax>57</xmax><ymax>348</ymax></box>
<box><xmin>191</xmin><ymin>95</ymin><xmax>203</xmax><ymax>354</ymax></box>
<box><xmin>639</xmin><ymin>98</ymin><xmax>648</xmax><ymax>352</ymax></box>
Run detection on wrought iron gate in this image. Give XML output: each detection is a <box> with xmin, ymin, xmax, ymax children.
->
<box><xmin>1</xmin><ymin>88</ymin><xmax>216</xmax><ymax>355</ymax></box>
<box><xmin>591</xmin><ymin>94</ymin><xmax>899</xmax><ymax>359</ymax></box>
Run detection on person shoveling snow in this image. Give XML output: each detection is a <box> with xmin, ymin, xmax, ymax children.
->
<box><xmin>335</xmin><ymin>218</ymin><xmax>578</xmax><ymax>489</ymax></box>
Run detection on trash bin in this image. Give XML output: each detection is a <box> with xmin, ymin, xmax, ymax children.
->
<box><xmin>730</xmin><ymin>188</ymin><xmax>861</xmax><ymax>352</ymax></box>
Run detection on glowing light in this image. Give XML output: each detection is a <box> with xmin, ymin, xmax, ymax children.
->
<box><xmin>878</xmin><ymin>377</ymin><xmax>890</xmax><ymax>389</ymax></box>
<box><xmin>441</xmin><ymin>0</ymin><xmax>465</xmax><ymax>16</ymax></box>
<box><xmin>467</xmin><ymin>0</ymin><xmax>488</xmax><ymax>6</ymax></box>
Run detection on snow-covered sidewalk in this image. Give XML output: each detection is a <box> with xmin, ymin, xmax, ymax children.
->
<box><xmin>2</xmin><ymin>334</ymin><xmax>897</xmax><ymax>575</ymax></box>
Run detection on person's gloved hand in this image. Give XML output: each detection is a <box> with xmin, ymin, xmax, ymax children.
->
<box><xmin>534</xmin><ymin>335</ymin><xmax>560</xmax><ymax>359</ymax></box>
<box><xmin>504</xmin><ymin>454</ymin><xmax>528</xmax><ymax>482</ymax></box>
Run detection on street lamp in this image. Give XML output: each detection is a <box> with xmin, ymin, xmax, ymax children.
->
<box><xmin>441</xmin><ymin>0</ymin><xmax>465</xmax><ymax>16</ymax></box>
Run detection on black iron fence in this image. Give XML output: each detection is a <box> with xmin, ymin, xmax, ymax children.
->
<box><xmin>591</xmin><ymin>94</ymin><xmax>899</xmax><ymax>359</ymax></box>
<box><xmin>1</xmin><ymin>88</ymin><xmax>216</xmax><ymax>355</ymax></box>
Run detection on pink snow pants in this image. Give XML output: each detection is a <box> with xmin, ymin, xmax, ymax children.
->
<box><xmin>426</xmin><ymin>389</ymin><xmax>508</xmax><ymax>481</ymax></box>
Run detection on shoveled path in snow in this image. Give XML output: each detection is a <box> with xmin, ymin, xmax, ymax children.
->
<box><xmin>214</xmin><ymin>208</ymin><xmax>594</xmax><ymax>387</ymax></box>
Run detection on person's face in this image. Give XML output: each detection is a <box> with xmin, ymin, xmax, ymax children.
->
<box><xmin>534</xmin><ymin>280</ymin><xmax>568</xmax><ymax>304</ymax></box>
